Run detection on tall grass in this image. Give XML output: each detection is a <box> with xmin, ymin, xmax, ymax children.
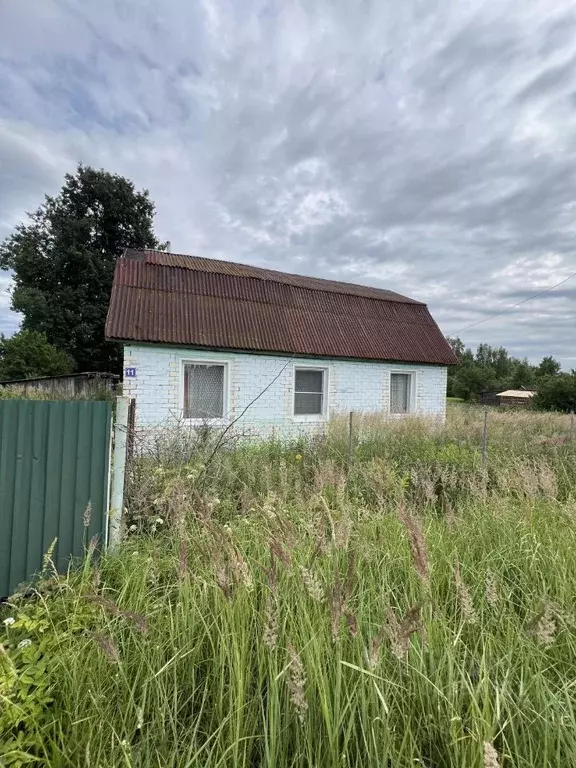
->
<box><xmin>2</xmin><ymin>406</ymin><xmax>576</xmax><ymax>767</ymax></box>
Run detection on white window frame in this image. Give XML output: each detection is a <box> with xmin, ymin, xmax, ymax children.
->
<box><xmin>389</xmin><ymin>370</ymin><xmax>416</xmax><ymax>415</ymax></box>
<box><xmin>181</xmin><ymin>359</ymin><xmax>230</xmax><ymax>425</ymax></box>
<box><xmin>293</xmin><ymin>365</ymin><xmax>329</xmax><ymax>422</ymax></box>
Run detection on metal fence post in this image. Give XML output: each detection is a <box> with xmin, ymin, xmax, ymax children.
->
<box><xmin>347</xmin><ymin>411</ymin><xmax>354</xmax><ymax>473</ymax></box>
<box><xmin>108</xmin><ymin>396</ymin><xmax>129</xmax><ymax>551</ymax></box>
<box><xmin>481</xmin><ymin>408</ymin><xmax>488</xmax><ymax>467</ymax></box>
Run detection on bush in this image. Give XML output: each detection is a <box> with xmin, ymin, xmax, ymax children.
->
<box><xmin>0</xmin><ymin>330</ymin><xmax>73</xmax><ymax>381</ymax></box>
<box><xmin>534</xmin><ymin>373</ymin><xmax>576</xmax><ymax>412</ymax></box>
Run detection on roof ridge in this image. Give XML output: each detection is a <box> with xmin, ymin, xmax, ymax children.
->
<box><xmin>123</xmin><ymin>248</ymin><xmax>424</xmax><ymax>305</ymax></box>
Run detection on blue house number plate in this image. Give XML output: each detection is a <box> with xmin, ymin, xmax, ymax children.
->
<box><xmin>124</xmin><ymin>367</ymin><xmax>137</xmax><ymax>378</ymax></box>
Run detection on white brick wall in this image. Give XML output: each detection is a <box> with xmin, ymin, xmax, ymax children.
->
<box><xmin>123</xmin><ymin>345</ymin><xmax>448</xmax><ymax>438</ymax></box>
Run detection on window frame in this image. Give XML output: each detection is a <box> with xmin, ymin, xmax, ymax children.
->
<box><xmin>181</xmin><ymin>359</ymin><xmax>230</xmax><ymax>424</ymax></box>
<box><xmin>293</xmin><ymin>365</ymin><xmax>329</xmax><ymax>422</ymax></box>
<box><xmin>389</xmin><ymin>370</ymin><xmax>416</xmax><ymax>415</ymax></box>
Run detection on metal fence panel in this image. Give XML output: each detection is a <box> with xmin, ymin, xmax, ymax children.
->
<box><xmin>0</xmin><ymin>400</ymin><xmax>112</xmax><ymax>597</ymax></box>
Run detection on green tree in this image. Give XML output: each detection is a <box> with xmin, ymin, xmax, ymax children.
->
<box><xmin>0</xmin><ymin>330</ymin><xmax>74</xmax><ymax>380</ymax></box>
<box><xmin>536</xmin><ymin>355</ymin><xmax>561</xmax><ymax>378</ymax></box>
<box><xmin>534</xmin><ymin>373</ymin><xmax>576</xmax><ymax>412</ymax></box>
<box><xmin>510</xmin><ymin>360</ymin><xmax>536</xmax><ymax>390</ymax></box>
<box><xmin>0</xmin><ymin>165</ymin><xmax>160</xmax><ymax>373</ymax></box>
<box><xmin>452</xmin><ymin>364</ymin><xmax>498</xmax><ymax>401</ymax></box>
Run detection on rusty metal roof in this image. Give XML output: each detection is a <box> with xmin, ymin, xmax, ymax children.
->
<box><xmin>106</xmin><ymin>249</ymin><xmax>457</xmax><ymax>365</ymax></box>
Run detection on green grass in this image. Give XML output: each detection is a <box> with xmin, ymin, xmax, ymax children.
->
<box><xmin>2</xmin><ymin>407</ymin><xmax>576</xmax><ymax>767</ymax></box>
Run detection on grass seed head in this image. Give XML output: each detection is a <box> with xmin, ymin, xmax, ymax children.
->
<box><xmin>92</xmin><ymin>633</ymin><xmax>120</xmax><ymax>664</ymax></box>
<box><xmin>483</xmin><ymin>741</ymin><xmax>500</xmax><ymax>768</ymax></box>
<box><xmin>287</xmin><ymin>644</ymin><xmax>308</xmax><ymax>722</ymax></box>
<box><xmin>485</xmin><ymin>571</ymin><xmax>500</xmax><ymax>609</ymax></box>
<box><xmin>454</xmin><ymin>557</ymin><xmax>478</xmax><ymax>625</ymax></box>
<box><xmin>345</xmin><ymin>611</ymin><xmax>359</xmax><ymax>637</ymax></box>
<box><xmin>263</xmin><ymin>596</ymin><xmax>279</xmax><ymax>651</ymax></box>
<box><xmin>269</xmin><ymin>539</ymin><xmax>292</xmax><ymax>569</ymax></box>
<box><xmin>230</xmin><ymin>548</ymin><xmax>253</xmax><ymax>591</ymax></box>
<box><xmin>387</xmin><ymin>605</ymin><xmax>423</xmax><ymax>660</ymax></box>
<box><xmin>300</xmin><ymin>566</ymin><xmax>324</xmax><ymax>603</ymax></box>
<box><xmin>396</xmin><ymin>504</ymin><xmax>430</xmax><ymax>587</ymax></box>
<box><xmin>532</xmin><ymin>604</ymin><xmax>557</xmax><ymax>647</ymax></box>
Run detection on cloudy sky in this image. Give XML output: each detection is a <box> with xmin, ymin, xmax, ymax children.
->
<box><xmin>1</xmin><ymin>0</ymin><xmax>575</xmax><ymax>366</ymax></box>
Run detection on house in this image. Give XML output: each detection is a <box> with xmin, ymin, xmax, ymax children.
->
<box><xmin>105</xmin><ymin>249</ymin><xmax>457</xmax><ymax>438</ymax></box>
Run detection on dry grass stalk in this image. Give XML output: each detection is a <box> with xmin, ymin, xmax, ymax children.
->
<box><xmin>333</xmin><ymin>516</ymin><xmax>351</xmax><ymax>550</ymax></box>
<box><xmin>396</xmin><ymin>504</ymin><xmax>430</xmax><ymax>586</ymax></box>
<box><xmin>443</xmin><ymin>499</ymin><xmax>457</xmax><ymax>532</ymax></box>
<box><xmin>265</xmin><ymin>551</ymin><xmax>278</xmax><ymax>592</ymax></box>
<box><xmin>83</xmin><ymin>595</ymin><xmax>148</xmax><ymax>634</ymax></box>
<box><xmin>230</xmin><ymin>547</ymin><xmax>253</xmax><ymax>591</ymax></box>
<box><xmin>454</xmin><ymin>557</ymin><xmax>478</xmax><ymax>624</ymax></box>
<box><xmin>386</xmin><ymin>605</ymin><xmax>423</xmax><ymax>660</ymax></box>
<box><xmin>83</xmin><ymin>502</ymin><xmax>92</xmax><ymax>529</ymax></box>
<box><xmin>483</xmin><ymin>741</ymin><xmax>500</xmax><ymax>768</ymax></box>
<box><xmin>212</xmin><ymin>550</ymin><xmax>231</xmax><ymax>599</ymax></box>
<box><xmin>345</xmin><ymin>611</ymin><xmax>359</xmax><ymax>637</ymax></box>
<box><xmin>330</xmin><ymin>572</ymin><xmax>343</xmax><ymax>641</ymax></box>
<box><xmin>41</xmin><ymin>538</ymin><xmax>58</xmax><ymax>578</ymax></box>
<box><xmin>87</xmin><ymin>534</ymin><xmax>100</xmax><ymax>556</ymax></box>
<box><xmin>268</xmin><ymin>539</ymin><xmax>292</xmax><ymax>569</ymax></box>
<box><xmin>91</xmin><ymin>632</ymin><xmax>120</xmax><ymax>663</ymax></box>
<box><xmin>178</xmin><ymin>539</ymin><xmax>188</xmax><ymax>582</ymax></box>
<box><xmin>330</xmin><ymin>550</ymin><xmax>356</xmax><ymax>640</ymax></box>
<box><xmin>366</xmin><ymin>624</ymin><xmax>387</xmax><ymax>670</ymax></box>
<box><xmin>192</xmin><ymin>489</ymin><xmax>213</xmax><ymax>522</ymax></box>
<box><xmin>286</xmin><ymin>644</ymin><xmax>308</xmax><ymax>722</ymax></box>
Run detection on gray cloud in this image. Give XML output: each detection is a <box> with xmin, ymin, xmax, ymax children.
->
<box><xmin>0</xmin><ymin>0</ymin><xmax>574</xmax><ymax>364</ymax></box>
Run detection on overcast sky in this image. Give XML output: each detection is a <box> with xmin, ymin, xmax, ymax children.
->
<box><xmin>1</xmin><ymin>0</ymin><xmax>575</xmax><ymax>366</ymax></box>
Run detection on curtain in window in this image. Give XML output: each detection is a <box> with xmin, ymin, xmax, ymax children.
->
<box><xmin>390</xmin><ymin>373</ymin><xmax>410</xmax><ymax>414</ymax></box>
<box><xmin>184</xmin><ymin>364</ymin><xmax>224</xmax><ymax>418</ymax></box>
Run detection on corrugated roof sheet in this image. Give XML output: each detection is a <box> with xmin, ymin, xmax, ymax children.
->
<box><xmin>106</xmin><ymin>249</ymin><xmax>457</xmax><ymax>365</ymax></box>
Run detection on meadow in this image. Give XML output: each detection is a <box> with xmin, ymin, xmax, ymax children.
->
<box><xmin>2</xmin><ymin>405</ymin><xmax>576</xmax><ymax>767</ymax></box>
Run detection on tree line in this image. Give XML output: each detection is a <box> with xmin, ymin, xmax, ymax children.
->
<box><xmin>0</xmin><ymin>165</ymin><xmax>573</xmax><ymax>410</ymax></box>
<box><xmin>447</xmin><ymin>338</ymin><xmax>576</xmax><ymax>412</ymax></box>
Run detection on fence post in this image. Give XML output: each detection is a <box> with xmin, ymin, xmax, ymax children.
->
<box><xmin>481</xmin><ymin>408</ymin><xmax>488</xmax><ymax>467</ymax></box>
<box><xmin>571</xmin><ymin>410</ymin><xmax>574</xmax><ymax>441</ymax></box>
<box><xmin>347</xmin><ymin>411</ymin><xmax>354</xmax><ymax>473</ymax></box>
<box><xmin>108</xmin><ymin>396</ymin><xmax>130</xmax><ymax>551</ymax></box>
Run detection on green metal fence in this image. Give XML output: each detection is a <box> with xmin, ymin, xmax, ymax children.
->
<box><xmin>0</xmin><ymin>400</ymin><xmax>112</xmax><ymax>597</ymax></box>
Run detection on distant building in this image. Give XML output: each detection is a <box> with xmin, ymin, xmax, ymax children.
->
<box><xmin>0</xmin><ymin>372</ymin><xmax>119</xmax><ymax>398</ymax></box>
<box><xmin>496</xmin><ymin>389</ymin><xmax>536</xmax><ymax>408</ymax></box>
<box><xmin>478</xmin><ymin>388</ymin><xmax>536</xmax><ymax>408</ymax></box>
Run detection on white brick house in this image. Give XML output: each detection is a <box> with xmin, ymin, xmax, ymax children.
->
<box><xmin>106</xmin><ymin>249</ymin><xmax>456</xmax><ymax>439</ymax></box>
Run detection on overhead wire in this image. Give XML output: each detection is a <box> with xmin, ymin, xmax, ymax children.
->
<box><xmin>448</xmin><ymin>270</ymin><xmax>576</xmax><ymax>336</ymax></box>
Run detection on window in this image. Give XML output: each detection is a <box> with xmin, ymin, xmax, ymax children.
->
<box><xmin>390</xmin><ymin>373</ymin><xmax>413</xmax><ymax>414</ymax></box>
<box><xmin>183</xmin><ymin>362</ymin><xmax>226</xmax><ymax>420</ymax></box>
<box><xmin>294</xmin><ymin>367</ymin><xmax>327</xmax><ymax>417</ymax></box>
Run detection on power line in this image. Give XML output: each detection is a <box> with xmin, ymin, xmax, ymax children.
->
<box><xmin>448</xmin><ymin>270</ymin><xmax>576</xmax><ymax>336</ymax></box>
